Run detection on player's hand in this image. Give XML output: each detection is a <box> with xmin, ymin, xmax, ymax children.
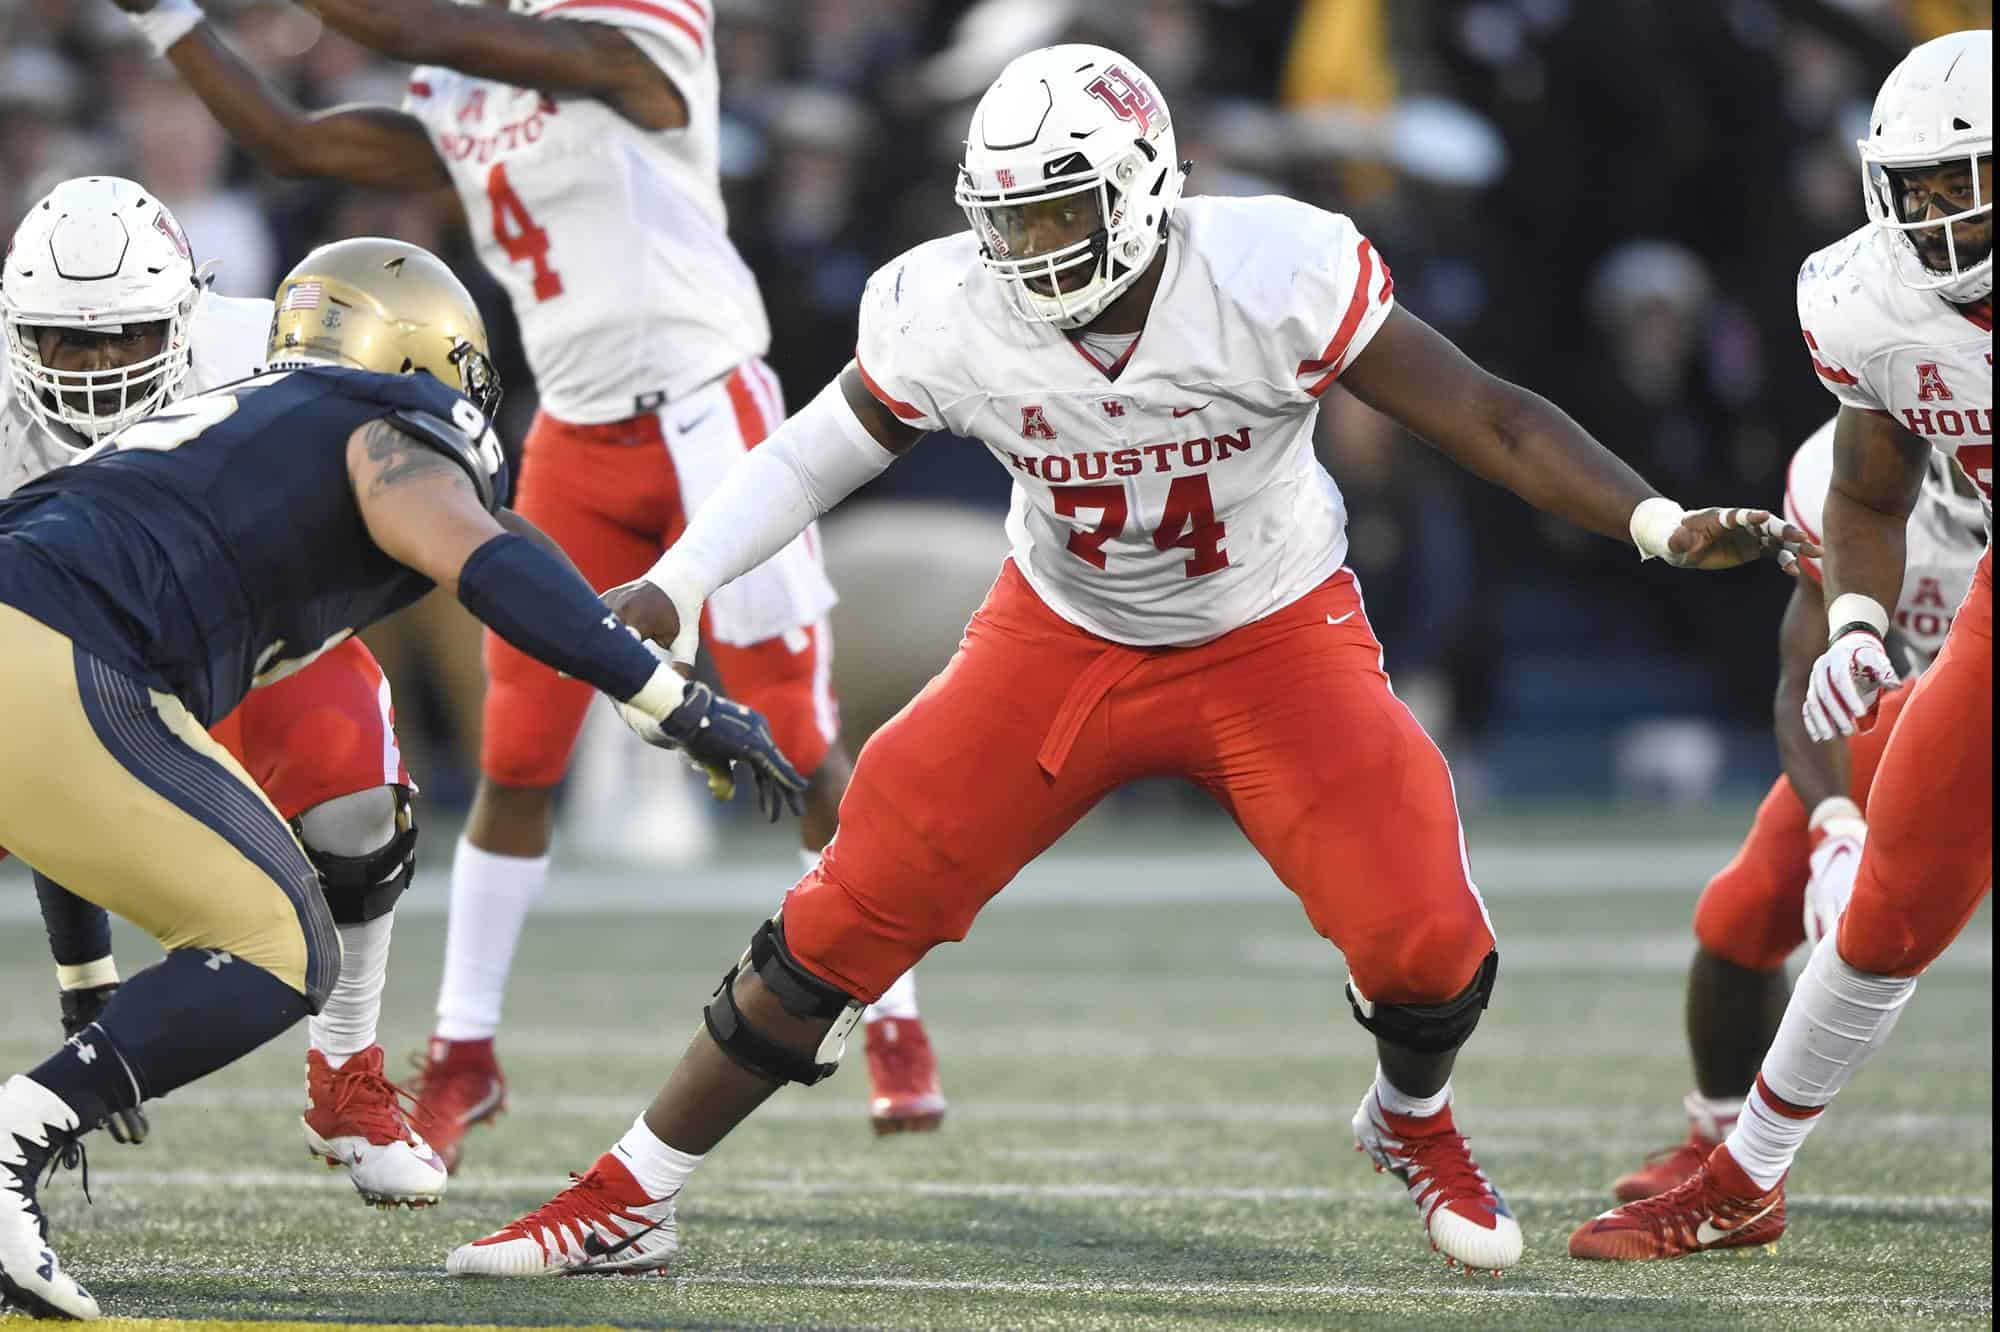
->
<box><xmin>1803</xmin><ymin>817</ymin><xmax>1865</xmax><ymax>949</ymax></box>
<box><xmin>57</xmin><ymin>985</ymin><xmax>151</xmax><ymax>1145</ymax></box>
<box><xmin>602</xmin><ymin>577</ymin><xmax>701</xmax><ymax>666</ymax></box>
<box><xmin>1802</xmin><ymin>629</ymin><xmax>1898</xmax><ymax>741</ymax></box>
<box><xmin>1665</xmin><ymin>507</ymin><xmax>1820</xmax><ymax>574</ymax></box>
<box><xmin>614</xmin><ymin>658</ymin><xmax>806</xmax><ymax>820</ymax></box>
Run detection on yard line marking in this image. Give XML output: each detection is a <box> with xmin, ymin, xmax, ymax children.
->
<box><xmin>81</xmin><ymin>1167</ymin><xmax>1992</xmax><ymax>1215</ymax></box>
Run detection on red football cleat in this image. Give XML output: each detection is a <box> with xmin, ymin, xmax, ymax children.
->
<box><xmin>447</xmin><ymin>1150</ymin><xmax>678</xmax><ymax>1277</ymax></box>
<box><xmin>1612</xmin><ymin>1093</ymin><xmax>1739</xmax><ymax>1201</ymax></box>
<box><xmin>405</xmin><ymin>1035</ymin><xmax>508</xmax><ymax>1174</ymax></box>
<box><xmin>864</xmin><ymin>1017</ymin><xmax>946</xmax><ymax>1135</ymax></box>
<box><xmin>1613</xmin><ymin>1131</ymin><xmax>1719</xmax><ymax>1202</ymax></box>
<box><xmin>1570</xmin><ymin>1144</ymin><xmax>1786</xmax><ymax>1260</ymax></box>
<box><xmin>302</xmin><ymin>1045</ymin><xmax>446</xmax><ymax>1208</ymax></box>
<box><xmin>1353</xmin><ymin>1087</ymin><xmax>1523</xmax><ymax>1274</ymax></box>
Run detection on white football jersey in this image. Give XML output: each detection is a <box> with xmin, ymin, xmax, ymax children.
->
<box><xmin>0</xmin><ymin>292</ymin><xmax>270</xmax><ymax>498</ymax></box>
<box><xmin>1785</xmin><ymin>418</ymin><xmax>1987</xmax><ymax>673</ymax></box>
<box><xmin>404</xmin><ymin>3</ymin><xmax>769</xmax><ymax>425</ymax></box>
<box><xmin>1797</xmin><ymin>224</ymin><xmax>1994</xmax><ymax>515</ymax></box>
<box><xmin>855</xmin><ymin>195</ymin><xmax>1395</xmax><ymax>647</ymax></box>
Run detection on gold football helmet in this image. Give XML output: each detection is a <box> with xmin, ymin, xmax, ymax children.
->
<box><xmin>267</xmin><ymin>238</ymin><xmax>502</xmax><ymax>417</ymax></box>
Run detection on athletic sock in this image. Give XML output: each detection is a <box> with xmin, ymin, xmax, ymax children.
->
<box><xmin>1722</xmin><ymin>935</ymin><xmax>1916</xmax><ymax>1189</ymax></box>
<box><xmin>435</xmin><ymin>836</ymin><xmax>550</xmax><ymax>1041</ymax></box>
<box><xmin>1374</xmin><ymin>1065</ymin><xmax>1452</xmax><ymax>1120</ymax></box>
<box><xmin>866</xmin><ymin>969</ymin><xmax>920</xmax><ymax>1024</ymax></box>
<box><xmin>1684</xmin><ymin>1090</ymin><xmax>1744</xmax><ymax>1141</ymax></box>
<box><xmin>34</xmin><ymin>948</ymin><xmax>309</xmax><ymax>1129</ymax></box>
<box><xmin>309</xmin><ymin>913</ymin><xmax>395</xmax><ymax>1067</ymax></box>
<box><xmin>611</xmin><ymin>1114</ymin><xmax>705</xmax><ymax>1199</ymax></box>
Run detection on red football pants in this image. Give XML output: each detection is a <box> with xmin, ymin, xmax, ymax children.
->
<box><xmin>783</xmin><ymin>562</ymin><xmax>1496</xmax><ymax>1004</ymax></box>
<box><xmin>208</xmin><ymin>636</ymin><xmax>411</xmax><ymax>820</ymax></box>
<box><xmin>1837</xmin><ymin>550</ymin><xmax>1992</xmax><ymax>976</ymax></box>
<box><xmin>1694</xmin><ymin>683</ymin><xmax>1914</xmax><ymax>970</ymax></box>
<box><xmin>481</xmin><ymin>364</ymin><xmax>837</xmax><ymax>786</ymax></box>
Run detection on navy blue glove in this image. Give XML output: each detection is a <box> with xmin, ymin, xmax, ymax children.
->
<box><xmin>619</xmin><ymin>675</ymin><xmax>806</xmax><ymax>822</ymax></box>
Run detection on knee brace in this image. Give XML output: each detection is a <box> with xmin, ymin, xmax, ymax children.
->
<box><xmin>292</xmin><ymin>786</ymin><xmax>417</xmax><ymax>926</ymax></box>
<box><xmin>1347</xmin><ymin>950</ymin><xmax>1499</xmax><ymax>1054</ymax></box>
<box><xmin>703</xmin><ymin>916</ymin><xmax>863</xmax><ymax>1087</ymax></box>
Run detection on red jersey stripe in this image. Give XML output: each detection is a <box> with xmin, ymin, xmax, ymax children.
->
<box><xmin>725</xmin><ymin>365</ymin><xmax>767</xmax><ymax>447</ymax></box>
<box><xmin>1298</xmin><ymin>238</ymin><xmax>1379</xmax><ymax>397</ymax></box>
<box><xmin>541</xmin><ymin>0</ymin><xmax>706</xmax><ymax>53</ymax></box>
<box><xmin>854</xmin><ymin>355</ymin><xmax>926</xmax><ymax>423</ymax></box>
<box><xmin>1801</xmin><ymin>330</ymin><xmax>1860</xmax><ymax>386</ymax></box>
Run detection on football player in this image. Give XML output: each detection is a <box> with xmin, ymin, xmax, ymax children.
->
<box><xmin>106</xmin><ymin>0</ymin><xmax>944</xmax><ymax>1160</ymax></box>
<box><xmin>1607</xmin><ymin>417</ymin><xmax>1984</xmax><ymax>1205</ymax></box>
<box><xmin>0</xmin><ymin>237</ymin><xmax>801</xmax><ymax>1318</ymax></box>
<box><xmin>443</xmin><ymin>45</ymin><xmax>1813</xmax><ymax>1279</ymax></box>
<box><xmin>1</xmin><ymin>175</ymin><xmax>446</xmax><ymax>1208</ymax></box>
<box><xmin>1571</xmin><ymin>28</ymin><xmax>1991</xmax><ymax>1260</ymax></box>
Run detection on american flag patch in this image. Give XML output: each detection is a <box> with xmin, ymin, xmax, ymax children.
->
<box><xmin>282</xmin><ymin>281</ymin><xmax>323</xmax><ymax>311</ymax></box>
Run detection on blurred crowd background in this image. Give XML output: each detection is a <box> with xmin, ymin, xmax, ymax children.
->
<box><xmin>2</xmin><ymin>0</ymin><xmax>1990</xmax><ymax>822</ymax></box>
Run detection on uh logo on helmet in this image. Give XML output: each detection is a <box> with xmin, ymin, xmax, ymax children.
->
<box><xmin>957</xmin><ymin>44</ymin><xmax>1187</xmax><ymax>330</ymax></box>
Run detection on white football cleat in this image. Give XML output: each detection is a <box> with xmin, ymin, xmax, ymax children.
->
<box><xmin>447</xmin><ymin>1151</ymin><xmax>677</xmax><ymax>1277</ymax></box>
<box><xmin>1353</xmin><ymin>1085</ymin><xmax>1523</xmax><ymax>1275</ymax></box>
<box><xmin>302</xmin><ymin>1047</ymin><xmax>446</xmax><ymax>1208</ymax></box>
<box><xmin>0</xmin><ymin>1075</ymin><xmax>101</xmax><ymax>1319</ymax></box>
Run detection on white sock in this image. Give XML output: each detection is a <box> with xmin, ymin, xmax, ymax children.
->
<box><xmin>865</xmin><ymin>968</ymin><xmax>920</xmax><ymax>1023</ymax></box>
<box><xmin>611</xmin><ymin>1114</ymin><xmax>704</xmax><ymax>1200</ymax></box>
<box><xmin>1684</xmin><ymin>1090</ymin><xmax>1744</xmax><ymax>1141</ymax></box>
<box><xmin>1723</xmin><ymin>935</ymin><xmax>1916</xmax><ymax>1188</ymax></box>
<box><xmin>309</xmin><ymin>913</ymin><xmax>394</xmax><ymax>1066</ymax></box>
<box><xmin>1374</xmin><ymin>1065</ymin><xmax>1451</xmax><ymax>1119</ymax></box>
<box><xmin>435</xmin><ymin>836</ymin><xmax>551</xmax><ymax>1042</ymax></box>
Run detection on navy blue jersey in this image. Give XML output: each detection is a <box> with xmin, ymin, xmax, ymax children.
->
<box><xmin>0</xmin><ymin>366</ymin><xmax>510</xmax><ymax>725</ymax></box>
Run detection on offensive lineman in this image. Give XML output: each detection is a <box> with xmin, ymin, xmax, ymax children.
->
<box><xmin>1572</xmin><ymin>28</ymin><xmax>1992</xmax><ymax>1259</ymax></box>
<box><xmin>1</xmin><ymin>176</ymin><xmax>444</xmax><ymax>1206</ymax></box>
<box><xmin>107</xmin><ymin>0</ymin><xmax>945</xmax><ymax>1158</ymax></box>
<box><xmin>1608</xmin><ymin>418</ymin><xmax>1985</xmax><ymax>1204</ymax></box>
<box><xmin>0</xmin><ymin>237</ymin><xmax>801</xmax><ymax>1318</ymax></box>
<box><xmin>444</xmin><ymin>46</ymin><xmax>1813</xmax><ymax>1279</ymax></box>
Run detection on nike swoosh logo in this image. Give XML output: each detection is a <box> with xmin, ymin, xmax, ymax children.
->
<box><xmin>581</xmin><ymin>1217</ymin><xmax>670</xmax><ymax>1260</ymax></box>
<box><xmin>1172</xmin><ymin>402</ymin><xmax>1212</xmax><ymax>418</ymax></box>
<box><xmin>1694</xmin><ymin>1195</ymin><xmax>1781</xmax><ymax>1246</ymax></box>
<box><xmin>1326</xmin><ymin>610</ymin><xmax>1356</xmax><ymax>626</ymax></box>
<box><xmin>675</xmin><ymin>407</ymin><xmax>715</xmax><ymax>433</ymax></box>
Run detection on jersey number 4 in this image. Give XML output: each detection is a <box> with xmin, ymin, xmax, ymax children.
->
<box><xmin>487</xmin><ymin>163</ymin><xmax>563</xmax><ymax>302</ymax></box>
<box><xmin>1054</xmin><ymin>476</ymin><xmax>1228</xmax><ymax>578</ymax></box>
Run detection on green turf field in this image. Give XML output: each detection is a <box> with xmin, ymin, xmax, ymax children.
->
<box><xmin>0</xmin><ymin>817</ymin><xmax>1990</xmax><ymax>1329</ymax></box>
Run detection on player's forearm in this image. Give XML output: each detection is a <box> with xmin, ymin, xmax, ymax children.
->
<box><xmin>1821</xmin><ymin>488</ymin><xmax>1909</xmax><ymax>634</ymax></box>
<box><xmin>643</xmin><ymin>379</ymin><xmax>897</xmax><ymax>604</ymax></box>
<box><xmin>1457</xmin><ymin>381</ymin><xmax>1659</xmax><ymax>544</ymax></box>
<box><xmin>457</xmin><ymin>533</ymin><xmax>678</xmax><ymax>707</ymax></box>
<box><xmin>164</xmin><ymin>26</ymin><xmax>316</xmax><ymax>176</ymax></box>
<box><xmin>309</xmin><ymin>0</ymin><xmax>614</xmax><ymax>99</ymax></box>
<box><xmin>1776</xmin><ymin>675</ymin><xmax>1852</xmax><ymax>809</ymax></box>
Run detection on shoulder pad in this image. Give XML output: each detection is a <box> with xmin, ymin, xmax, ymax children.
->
<box><xmin>381</xmin><ymin>405</ymin><xmax>505</xmax><ymax>513</ymax></box>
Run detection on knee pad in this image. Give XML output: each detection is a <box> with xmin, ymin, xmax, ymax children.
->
<box><xmin>292</xmin><ymin>786</ymin><xmax>416</xmax><ymax>926</ymax></box>
<box><xmin>703</xmin><ymin>915</ymin><xmax>863</xmax><ymax>1086</ymax></box>
<box><xmin>1347</xmin><ymin>949</ymin><xmax>1498</xmax><ymax>1054</ymax></box>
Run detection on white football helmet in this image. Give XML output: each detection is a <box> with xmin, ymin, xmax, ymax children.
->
<box><xmin>1</xmin><ymin>176</ymin><xmax>201</xmax><ymax>446</ymax></box>
<box><xmin>956</xmin><ymin>44</ymin><xmax>1184</xmax><ymax>330</ymax></box>
<box><xmin>1857</xmin><ymin>29</ymin><xmax>1992</xmax><ymax>300</ymax></box>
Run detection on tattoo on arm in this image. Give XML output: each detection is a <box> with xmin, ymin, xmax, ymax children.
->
<box><xmin>358</xmin><ymin>419</ymin><xmax>477</xmax><ymax>497</ymax></box>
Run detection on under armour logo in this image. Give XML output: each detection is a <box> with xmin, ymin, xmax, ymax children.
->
<box><xmin>37</xmin><ymin>1250</ymin><xmax>54</xmax><ymax>1282</ymax></box>
<box><xmin>65</xmin><ymin>1036</ymin><xmax>97</xmax><ymax>1065</ymax></box>
<box><xmin>203</xmin><ymin>949</ymin><xmax>235</xmax><ymax>971</ymax></box>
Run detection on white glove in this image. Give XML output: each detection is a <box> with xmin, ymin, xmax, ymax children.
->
<box><xmin>1803</xmin><ymin>627</ymin><xmax>1899</xmax><ymax>742</ymax></box>
<box><xmin>1803</xmin><ymin>797</ymin><xmax>1867</xmax><ymax>948</ymax></box>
